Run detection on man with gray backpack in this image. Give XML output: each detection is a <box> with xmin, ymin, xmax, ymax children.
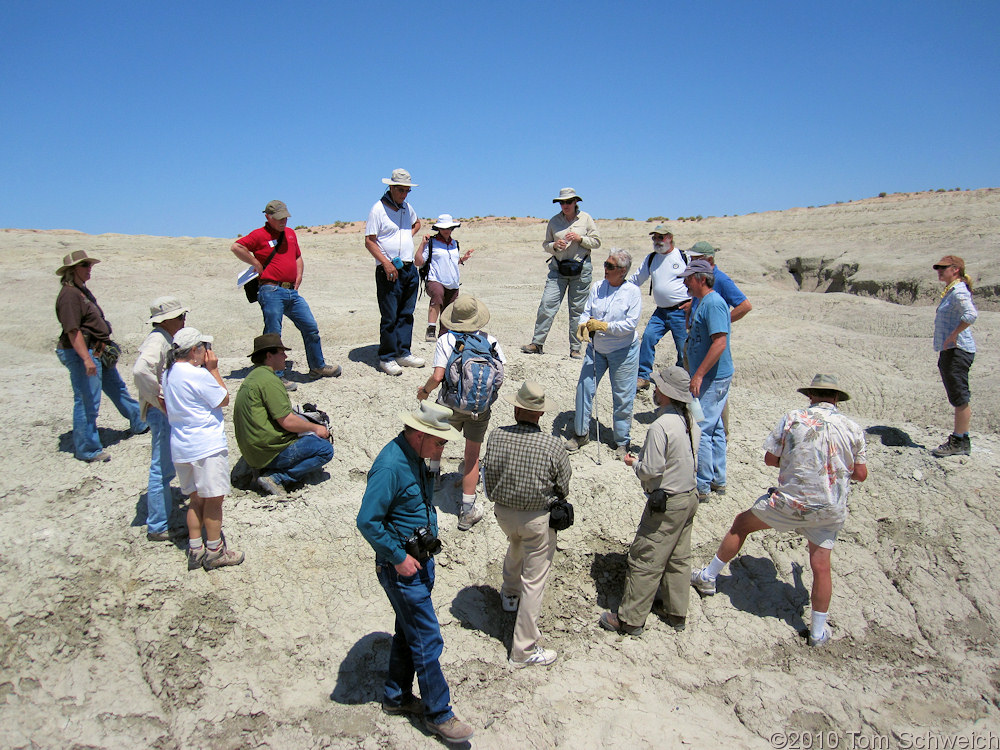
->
<box><xmin>416</xmin><ymin>295</ymin><xmax>505</xmax><ymax>531</ymax></box>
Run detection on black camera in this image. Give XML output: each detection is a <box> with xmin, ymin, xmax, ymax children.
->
<box><xmin>404</xmin><ymin>526</ymin><xmax>442</xmax><ymax>562</ymax></box>
<box><xmin>648</xmin><ymin>488</ymin><xmax>668</xmax><ymax>514</ymax></box>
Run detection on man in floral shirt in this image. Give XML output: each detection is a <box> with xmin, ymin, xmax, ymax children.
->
<box><xmin>690</xmin><ymin>374</ymin><xmax>867</xmax><ymax>647</ymax></box>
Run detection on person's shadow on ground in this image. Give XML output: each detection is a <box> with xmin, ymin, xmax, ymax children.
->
<box><xmin>590</xmin><ymin>551</ymin><xmax>629</xmax><ymax>609</ymax></box>
<box><xmin>449</xmin><ymin>585</ymin><xmax>511</xmax><ymax>653</ymax></box>
<box><xmin>714</xmin><ymin>555</ymin><xmax>809</xmax><ymax>634</ymax></box>
<box><xmin>866</xmin><ymin>425</ymin><xmax>923</xmax><ymax>449</ymax></box>
<box><xmin>329</xmin><ymin>631</ymin><xmax>392</xmax><ymax>706</ymax></box>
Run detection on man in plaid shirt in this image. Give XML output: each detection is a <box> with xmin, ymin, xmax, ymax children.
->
<box><xmin>483</xmin><ymin>381</ymin><xmax>571</xmax><ymax>669</ymax></box>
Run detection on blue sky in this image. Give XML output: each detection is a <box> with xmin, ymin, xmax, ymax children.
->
<box><xmin>3</xmin><ymin>1</ymin><xmax>997</xmax><ymax>237</ymax></box>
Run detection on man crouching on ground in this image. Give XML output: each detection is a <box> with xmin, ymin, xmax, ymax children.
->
<box><xmin>356</xmin><ymin>402</ymin><xmax>475</xmax><ymax>745</ymax></box>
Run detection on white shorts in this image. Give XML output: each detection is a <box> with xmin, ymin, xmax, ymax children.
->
<box><xmin>175</xmin><ymin>450</ymin><xmax>230</xmax><ymax>498</ymax></box>
<box><xmin>750</xmin><ymin>491</ymin><xmax>841</xmax><ymax>550</ymax></box>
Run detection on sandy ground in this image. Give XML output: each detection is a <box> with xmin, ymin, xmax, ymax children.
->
<box><xmin>1</xmin><ymin>189</ymin><xmax>999</xmax><ymax>749</ymax></box>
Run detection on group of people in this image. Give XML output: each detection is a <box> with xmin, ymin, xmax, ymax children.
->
<box><xmin>53</xmin><ymin>174</ymin><xmax>980</xmax><ymax>746</ymax></box>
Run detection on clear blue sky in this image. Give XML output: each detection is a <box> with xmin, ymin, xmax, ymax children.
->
<box><xmin>3</xmin><ymin>1</ymin><xmax>997</xmax><ymax>237</ymax></box>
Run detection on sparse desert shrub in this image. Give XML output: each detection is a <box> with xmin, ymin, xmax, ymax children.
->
<box><xmin>295</xmin><ymin>225</ymin><xmax>307</xmax><ymax>230</ymax></box>
<box><xmin>647</xmin><ymin>216</ymin><xmax>669</xmax><ymax>222</ymax></box>
<box><xmin>936</xmin><ymin>188</ymin><xmax>946</xmax><ymax>193</ymax></box>
<box><xmin>878</xmin><ymin>192</ymin><xmax>887</xmax><ymax>198</ymax></box>
<box><xmin>615</xmin><ymin>217</ymin><xmax>635</xmax><ymax>221</ymax></box>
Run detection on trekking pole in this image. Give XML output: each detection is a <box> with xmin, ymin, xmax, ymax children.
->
<box><xmin>591</xmin><ymin>345</ymin><xmax>601</xmax><ymax>465</ymax></box>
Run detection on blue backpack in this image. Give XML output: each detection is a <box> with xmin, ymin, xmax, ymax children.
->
<box><xmin>441</xmin><ymin>332</ymin><xmax>504</xmax><ymax>417</ymax></box>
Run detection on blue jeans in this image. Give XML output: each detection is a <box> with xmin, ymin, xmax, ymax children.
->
<box><xmin>574</xmin><ymin>339</ymin><xmax>640</xmax><ymax>447</ymax></box>
<box><xmin>638</xmin><ymin>306</ymin><xmax>687</xmax><ymax>377</ymax></box>
<box><xmin>257</xmin><ymin>284</ymin><xmax>326</xmax><ymax>373</ymax></box>
<box><xmin>145</xmin><ymin>407</ymin><xmax>175</xmax><ymax>533</ymax></box>
<box><xmin>262</xmin><ymin>433</ymin><xmax>334</xmax><ymax>487</ymax></box>
<box><xmin>376</xmin><ymin>557</ymin><xmax>453</xmax><ymax>724</ymax></box>
<box><xmin>696</xmin><ymin>375</ymin><xmax>731</xmax><ymax>493</ymax></box>
<box><xmin>375</xmin><ymin>263</ymin><xmax>419</xmax><ymax>362</ymax></box>
<box><xmin>531</xmin><ymin>259</ymin><xmax>593</xmax><ymax>352</ymax></box>
<box><xmin>56</xmin><ymin>347</ymin><xmax>146</xmax><ymax>461</ymax></box>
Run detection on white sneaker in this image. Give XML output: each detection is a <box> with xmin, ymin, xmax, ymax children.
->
<box><xmin>379</xmin><ymin>360</ymin><xmax>403</xmax><ymax>376</ymax></box>
<box><xmin>395</xmin><ymin>354</ymin><xmax>425</xmax><ymax>368</ymax></box>
<box><xmin>808</xmin><ymin>625</ymin><xmax>831</xmax><ymax>647</ymax></box>
<box><xmin>501</xmin><ymin>592</ymin><xmax>520</xmax><ymax>612</ymax></box>
<box><xmin>457</xmin><ymin>503</ymin><xmax>484</xmax><ymax>531</ymax></box>
<box><xmin>690</xmin><ymin>568</ymin><xmax>717</xmax><ymax>596</ymax></box>
<box><xmin>509</xmin><ymin>646</ymin><xmax>557</xmax><ymax>669</ymax></box>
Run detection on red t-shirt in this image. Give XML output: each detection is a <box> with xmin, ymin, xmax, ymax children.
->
<box><xmin>236</xmin><ymin>226</ymin><xmax>301</xmax><ymax>284</ymax></box>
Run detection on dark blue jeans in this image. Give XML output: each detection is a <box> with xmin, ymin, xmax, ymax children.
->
<box><xmin>376</xmin><ymin>557</ymin><xmax>454</xmax><ymax>724</ymax></box>
<box><xmin>261</xmin><ymin>433</ymin><xmax>334</xmax><ymax>487</ymax></box>
<box><xmin>375</xmin><ymin>263</ymin><xmax>419</xmax><ymax>362</ymax></box>
<box><xmin>257</xmin><ymin>284</ymin><xmax>326</xmax><ymax>372</ymax></box>
<box><xmin>56</xmin><ymin>347</ymin><xmax>146</xmax><ymax>460</ymax></box>
<box><xmin>638</xmin><ymin>306</ymin><xmax>688</xmax><ymax>376</ymax></box>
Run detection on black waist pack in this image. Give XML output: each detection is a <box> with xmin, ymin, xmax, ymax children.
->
<box><xmin>549</xmin><ymin>498</ymin><xmax>575</xmax><ymax>530</ymax></box>
<box><xmin>648</xmin><ymin>488</ymin><xmax>668</xmax><ymax>514</ymax></box>
<box><xmin>556</xmin><ymin>258</ymin><xmax>584</xmax><ymax>277</ymax></box>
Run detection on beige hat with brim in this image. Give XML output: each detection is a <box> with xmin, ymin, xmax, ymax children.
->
<box><xmin>650</xmin><ymin>366</ymin><xmax>693</xmax><ymax>404</ymax></box>
<box><xmin>797</xmin><ymin>373</ymin><xmax>851</xmax><ymax>401</ymax></box>
<box><xmin>382</xmin><ymin>168</ymin><xmax>418</xmax><ymax>187</ymax></box>
<box><xmin>553</xmin><ymin>187</ymin><xmax>582</xmax><ymax>203</ymax></box>
<box><xmin>56</xmin><ymin>250</ymin><xmax>101</xmax><ymax>275</ymax></box>
<box><xmin>439</xmin><ymin>294</ymin><xmax>490</xmax><ymax>333</ymax></box>
<box><xmin>173</xmin><ymin>327</ymin><xmax>213</xmax><ymax>351</ymax></box>
<box><xmin>503</xmin><ymin>380</ymin><xmax>556</xmax><ymax>412</ymax></box>
<box><xmin>149</xmin><ymin>296</ymin><xmax>190</xmax><ymax>324</ymax></box>
<box><xmin>399</xmin><ymin>402</ymin><xmax>462</xmax><ymax>440</ymax></box>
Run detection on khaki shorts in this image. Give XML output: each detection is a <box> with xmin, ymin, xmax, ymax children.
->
<box><xmin>750</xmin><ymin>491</ymin><xmax>841</xmax><ymax>550</ymax></box>
<box><xmin>175</xmin><ymin>450</ymin><xmax>230</xmax><ymax>498</ymax></box>
<box><xmin>448</xmin><ymin>408</ymin><xmax>492</xmax><ymax>444</ymax></box>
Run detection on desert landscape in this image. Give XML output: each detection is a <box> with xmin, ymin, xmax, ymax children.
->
<box><xmin>1</xmin><ymin>188</ymin><xmax>998</xmax><ymax>748</ymax></box>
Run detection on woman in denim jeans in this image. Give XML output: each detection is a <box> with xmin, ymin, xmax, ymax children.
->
<box><xmin>54</xmin><ymin>250</ymin><xmax>146</xmax><ymax>462</ymax></box>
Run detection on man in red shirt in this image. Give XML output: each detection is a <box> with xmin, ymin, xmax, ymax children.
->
<box><xmin>231</xmin><ymin>200</ymin><xmax>340</xmax><ymax>390</ymax></box>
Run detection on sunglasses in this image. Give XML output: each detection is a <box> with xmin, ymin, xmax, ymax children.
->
<box><xmin>604</xmin><ymin>261</ymin><xmax>623</xmax><ymax>270</ymax></box>
<box><xmin>933</xmin><ymin>264</ymin><xmax>955</xmax><ymax>270</ymax></box>
<box><xmin>79</xmin><ymin>261</ymin><xmax>96</xmax><ymax>268</ymax></box>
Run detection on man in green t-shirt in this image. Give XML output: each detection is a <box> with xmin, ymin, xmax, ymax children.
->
<box><xmin>233</xmin><ymin>334</ymin><xmax>333</xmax><ymax>496</ymax></box>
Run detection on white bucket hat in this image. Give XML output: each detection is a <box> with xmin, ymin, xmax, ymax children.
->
<box><xmin>149</xmin><ymin>296</ymin><xmax>189</xmax><ymax>324</ymax></box>
<box><xmin>399</xmin><ymin>402</ymin><xmax>462</xmax><ymax>440</ymax></box>
<box><xmin>382</xmin><ymin>168</ymin><xmax>418</xmax><ymax>187</ymax></box>
<box><xmin>172</xmin><ymin>327</ymin><xmax>213</xmax><ymax>351</ymax></box>
<box><xmin>650</xmin><ymin>366</ymin><xmax>693</xmax><ymax>404</ymax></box>
<box><xmin>432</xmin><ymin>214</ymin><xmax>461</xmax><ymax>230</ymax></box>
<box><xmin>553</xmin><ymin>187</ymin><xmax>582</xmax><ymax>203</ymax></box>
<box><xmin>503</xmin><ymin>381</ymin><xmax>555</xmax><ymax>412</ymax></box>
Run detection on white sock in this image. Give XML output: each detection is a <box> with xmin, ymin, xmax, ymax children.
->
<box><xmin>189</xmin><ymin>539</ymin><xmax>204</xmax><ymax>551</ymax></box>
<box><xmin>705</xmin><ymin>555</ymin><xmax>727</xmax><ymax>580</ymax></box>
<box><xmin>206</xmin><ymin>538</ymin><xmax>222</xmax><ymax>551</ymax></box>
<box><xmin>811</xmin><ymin>611</ymin><xmax>828</xmax><ymax>639</ymax></box>
<box><xmin>461</xmin><ymin>493</ymin><xmax>477</xmax><ymax>510</ymax></box>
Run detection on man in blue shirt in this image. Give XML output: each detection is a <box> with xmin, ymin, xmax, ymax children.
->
<box><xmin>682</xmin><ymin>259</ymin><xmax>733</xmax><ymax>501</ymax></box>
<box><xmin>686</xmin><ymin>241</ymin><xmax>752</xmax><ymax>323</ymax></box>
<box><xmin>356</xmin><ymin>402</ymin><xmax>474</xmax><ymax>745</ymax></box>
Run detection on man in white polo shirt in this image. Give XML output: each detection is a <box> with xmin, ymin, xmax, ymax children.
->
<box><xmin>365</xmin><ymin>169</ymin><xmax>425</xmax><ymax>376</ymax></box>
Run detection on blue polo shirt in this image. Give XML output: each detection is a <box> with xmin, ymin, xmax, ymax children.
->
<box><xmin>686</xmin><ymin>290</ymin><xmax>733</xmax><ymax>381</ymax></box>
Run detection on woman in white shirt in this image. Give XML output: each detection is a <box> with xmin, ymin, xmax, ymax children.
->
<box><xmin>567</xmin><ymin>249</ymin><xmax>642</xmax><ymax>459</ymax></box>
<box><xmin>415</xmin><ymin>214</ymin><xmax>474</xmax><ymax>342</ymax></box>
<box><xmin>162</xmin><ymin>327</ymin><xmax>243</xmax><ymax>572</ymax></box>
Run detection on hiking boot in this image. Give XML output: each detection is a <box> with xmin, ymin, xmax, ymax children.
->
<box><xmin>636</xmin><ymin>378</ymin><xmax>650</xmax><ymax>391</ymax></box>
<box><xmin>146</xmin><ymin>530</ymin><xmax>171</xmax><ymax>542</ymax></box>
<box><xmin>691</xmin><ymin>568</ymin><xmax>717</xmax><ymax>596</ymax></box>
<box><xmin>256</xmin><ymin>474</ymin><xmax>287</xmax><ymax>497</ymax></box>
<box><xmin>281</xmin><ymin>378</ymin><xmax>298</xmax><ymax>392</ymax></box>
<box><xmin>931</xmin><ymin>434</ymin><xmax>971</xmax><ymax>457</ymax></box>
<box><xmin>203</xmin><ymin>543</ymin><xmax>245</xmax><ymax>570</ymax></box>
<box><xmin>569</xmin><ymin>350</ymin><xmax>582</xmax><ymax>359</ymax></box>
<box><xmin>520</xmin><ymin>343</ymin><xmax>543</xmax><ymax>355</ymax></box>
<box><xmin>508</xmin><ymin>645</ymin><xmax>558</xmax><ymax>669</ymax></box>
<box><xmin>599</xmin><ymin>611</ymin><xmax>644</xmax><ymax>636</ymax></box>
<box><xmin>457</xmin><ymin>503</ymin><xmax>484</xmax><ymax>531</ymax></box>
<box><xmin>83</xmin><ymin>452</ymin><xmax>111</xmax><ymax>463</ymax></box>
<box><xmin>424</xmin><ymin>715</ymin><xmax>475</xmax><ymax>744</ymax></box>
<box><xmin>382</xmin><ymin>694</ymin><xmax>425</xmax><ymax>716</ymax></box>
<box><xmin>710</xmin><ymin>482</ymin><xmax>727</xmax><ymax>495</ymax></box>
<box><xmin>187</xmin><ymin>547</ymin><xmax>206</xmax><ymax>571</ymax></box>
<box><xmin>698</xmin><ymin>491</ymin><xmax>710</xmax><ymax>503</ymax></box>
<box><xmin>501</xmin><ymin>591</ymin><xmax>520</xmax><ymax>612</ymax></box>
<box><xmin>395</xmin><ymin>354</ymin><xmax>425</xmax><ymax>368</ymax></box>
<box><xmin>379</xmin><ymin>360</ymin><xmax>403</xmax><ymax>376</ymax></box>
<box><xmin>565</xmin><ymin>434</ymin><xmax>590</xmax><ymax>452</ymax></box>
<box><xmin>425</xmin><ymin>326</ymin><xmax>437</xmax><ymax>342</ymax></box>
<box><xmin>309</xmin><ymin>364</ymin><xmax>342</xmax><ymax>378</ymax></box>
<box><xmin>808</xmin><ymin>625</ymin><xmax>831</xmax><ymax>647</ymax></box>
<box><xmin>614</xmin><ymin>444</ymin><xmax>630</xmax><ymax>460</ymax></box>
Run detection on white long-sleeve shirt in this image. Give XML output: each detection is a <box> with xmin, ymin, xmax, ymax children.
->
<box><xmin>579</xmin><ymin>280</ymin><xmax>642</xmax><ymax>354</ymax></box>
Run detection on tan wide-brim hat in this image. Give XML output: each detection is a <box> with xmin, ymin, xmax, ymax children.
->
<box><xmin>55</xmin><ymin>250</ymin><xmax>101</xmax><ymax>275</ymax></box>
<box><xmin>399</xmin><ymin>402</ymin><xmax>462</xmax><ymax>440</ymax></box>
<box><xmin>149</xmin><ymin>296</ymin><xmax>190</xmax><ymax>324</ymax></box>
<box><xmin>650</xmin><ymin>366</ymin><xmax>693</xmax><ymax>404</ymax></box>
<box><xmin>502</xmin><ymin>380</ymin><xmax>556</xmax><ymax>412</ymax></box>
<box><xmin>439</xmin><ymin>294</ymin><xmax>490</xmax><ymax>333</ymax></box>
<box><xmin>382</xmin><ymin>168</ymin><xmax>418</xmax><ymax>187</ymax></box>
<box><xmin>553</xmin><ymin>187</ymin><xmax>582</xmax><ymax>203</ymax></box>
<box><xmin>248</xmin><ymin>333</ymin><xmax>292</xmax><ymax>358</ymax></box>
<box><xmin>797</xmin><ymin>373</ymin><xmax>851</xmax><ymax>401</ymax></box>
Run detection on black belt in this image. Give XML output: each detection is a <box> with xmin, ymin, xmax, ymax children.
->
<box><xmin>658</xmin><ymin>300</ymin><xmax>690</xmax><ymax>312</ymax></box>
<box><xmin>260</xmin><ymin>281</ymin><xmax>295</xmax><ymax>289</ymax></box>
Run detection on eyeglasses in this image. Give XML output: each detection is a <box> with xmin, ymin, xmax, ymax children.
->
<box><xmin>392</xmin><ymin>186</ymin><xmax>411</xmax><ymax>193</ymax></box>
<box><xmin>604</xmin><ymin>261</ymin><xmax>623</xmax><ymax>270</ymax></box>
<box><xmin>558</xmin><ymin>200</ymin><xmax>576</xmax><ymax>205</ymax></box>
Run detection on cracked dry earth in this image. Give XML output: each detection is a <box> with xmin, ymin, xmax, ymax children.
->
<box><xmin>1</xmin><ymin>189</ymin><xmax>998</xmax><ymax>748</ymax></box>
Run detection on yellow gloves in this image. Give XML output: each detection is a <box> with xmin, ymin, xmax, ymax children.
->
<box><xmin>586</xmin><ymin>319</ymin><xmax>609</xmax><ymax>333</ymax></box>
<box><xmin>576</xmin><ymin>322</ymin><xmax>591</xmax><ymax>343</ymax></box>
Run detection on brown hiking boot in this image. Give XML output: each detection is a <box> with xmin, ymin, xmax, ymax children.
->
<box><xmin>424</xmin><ymin>716</ymin><xmax>474</xmax><ymax>744</ymax></box>
<box><xmin>203</xmin><ymin>543</ymin><xmax>245</xmax><ymax>571</ymax></box>
<box><xmin>520</xmin><ymin>343</ymin><xmax>543</xmax><ymax>354</ymax></box>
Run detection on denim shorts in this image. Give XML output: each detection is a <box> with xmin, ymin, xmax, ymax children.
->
<box><xmin>938</xmin><ymin>348</ymin><xmax>974</xmax><ymax>407</ymax></box>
